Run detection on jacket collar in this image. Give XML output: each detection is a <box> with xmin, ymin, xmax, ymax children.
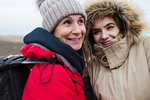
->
<box><xmin>94</xmin><ymin>37</ymin><xmax>131</xmax><ymax>69</ymax></box>
<box><xmin>23</xmin><ymin>27</ymin><xmax>84</xmax><ymax>75</ymax></box>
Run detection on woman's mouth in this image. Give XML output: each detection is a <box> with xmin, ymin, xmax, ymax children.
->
<box><xmin>67</xmin><ymin>37</ymin><xmax>82</xmax><ymax>44</ymax></box>
<box><xmin>100</xmin><ymin>41</ymin><xmax>112</xmax><ymax>47</ymax></box>
<box><xmin>67</xmin><ymin>38</ymin><xmax>80</xmax><ymax>41</ymax></box>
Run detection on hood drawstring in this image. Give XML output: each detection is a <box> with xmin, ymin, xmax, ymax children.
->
<box><xmin>39</xmin><ymin>55</ymin><xmax>57</xmax><ymax>84</ymax></box>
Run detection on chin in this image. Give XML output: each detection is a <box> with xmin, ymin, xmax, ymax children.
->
<box><xmin>72</xmin><ymin>46</ymin><xmax>82</xmax><ymax>51</ymax></box>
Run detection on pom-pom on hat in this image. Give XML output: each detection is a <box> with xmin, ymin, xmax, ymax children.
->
<box><xmin>37</xmin><ymin>0</ymin><xmax>86</xmax><ymax>33</ymax></box>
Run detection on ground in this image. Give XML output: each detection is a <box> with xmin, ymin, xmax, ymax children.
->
<box><xmin>0</xmin><ymin>36</ymin><xmax>24</xmax><ymax>57</ymax></box>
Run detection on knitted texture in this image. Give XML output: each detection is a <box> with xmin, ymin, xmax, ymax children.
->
<box><xmin>39</xmin><ymin>0</ymin><xmax>86</xmax><ymax>32</ymax></box>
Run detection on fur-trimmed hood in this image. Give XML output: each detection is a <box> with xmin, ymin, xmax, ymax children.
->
<box><xmin>85</xmin><ymin>0</ymin><xmax>146</xmax><ymax>44</ymax></box>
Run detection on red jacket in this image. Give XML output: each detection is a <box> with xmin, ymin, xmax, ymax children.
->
<box><xmin>21</xmin><ymin>44</ymin><xmax>85</xmax><ymax>100</ymax></box>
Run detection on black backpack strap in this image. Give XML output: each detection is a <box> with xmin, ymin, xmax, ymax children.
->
<box><xmin>22</xmin><ymin>58</ymin><xmax>48</xmax><ymax>64</ymax></box>
<box><xmin>0</xmin><ymin>55</ymin><xmax>25</xmax><ymax>71</ymax></box>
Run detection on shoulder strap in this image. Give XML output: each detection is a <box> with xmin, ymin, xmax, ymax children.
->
<box><xmin>21</xmin><ymin>58</ymin><xmax>48</xmax><ymax>64</ymax></box>
<box><xmin>0</xmin><ymin>55</ymin><xmax>48</xmax><ymax>71</ymax></box>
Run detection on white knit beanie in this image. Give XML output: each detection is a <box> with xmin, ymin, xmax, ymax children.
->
<box><xmin>38</xmin><ymin>0</ymin><xmax>86</xmax><ymax>33</ymax></box>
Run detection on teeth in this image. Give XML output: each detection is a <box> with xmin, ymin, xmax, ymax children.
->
<box><xmin>103</xmin><ymin>42</ymin><xmax>109</xmax><ymax>45</ymax></box>
<box><xmin>68</xmin><ymin>38</ymin><xmax>79</xmax><ymax>40</ymax></box>
<box><xmin>102</xmin><ymin>41</ymin><xmax>111</xmax><ymax>45</ymax></box>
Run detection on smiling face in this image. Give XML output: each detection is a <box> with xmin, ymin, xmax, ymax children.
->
<box><xmin>92</xmin><ymin>17</ymin><xmax>120</xmax><ymax>48</ymax></box>
<box><xmin>53</xmin><ymin>15</ymin><xmax>86</xmax><ymax>50</ymax></box>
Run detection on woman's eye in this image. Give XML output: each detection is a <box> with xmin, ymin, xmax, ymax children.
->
<box><xmin>107</xmin><ymin>26</ymin><xmax>114</xmax><ymax>30</ymax></box>
<box><xmin>78</xmin><ymin>19</ymin><xmax>84</xmax><ymax>24</ymax></box>
<box><xmin>63</xmin><ymin>20</ymin><xmax>71</xmax><ymax>24</ymax></box>
<box><xmin>93</xmin><ymin>30</ymin><xmax>100</xmax><ymax>35</ymax></box>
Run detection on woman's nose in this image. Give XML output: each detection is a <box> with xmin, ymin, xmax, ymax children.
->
<box><xmin>72</xmin><ymin>23</ymin><xmax>81</xmax><ymax>34</ymax></box>
<box><xmin>101</xmin><ymin>31</ymin><xmax>109</xmax><ymax>39</ymax></box>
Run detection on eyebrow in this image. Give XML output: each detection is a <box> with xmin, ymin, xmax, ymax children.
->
<box><xmin>92</xmin><ymin>23</ymin><xmax>116</xmax><ymax>30</ymax></box>
<box><xmin>105</xmin><ymin>23</ymin><xmax>116</xmax><ymax>27</ymax></box>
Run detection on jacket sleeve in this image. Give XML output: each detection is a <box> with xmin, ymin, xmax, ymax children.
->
<box><xmin>143</xmin><ymin>37</ymin><xmax>150</xmax><ymax>72</ymax></box>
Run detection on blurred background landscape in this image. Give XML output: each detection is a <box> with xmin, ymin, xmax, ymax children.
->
<box><xmin>0</xmin><ymin>0</ymin><xmax>150</xmax><ymax>57</ymax></box>
<box><xmin>0</xmin><ymin>36</ymin><xmax>23</xmax><ymax>56</ymax></box>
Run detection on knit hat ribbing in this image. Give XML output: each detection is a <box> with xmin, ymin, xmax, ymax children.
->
<box><xmin>39</xmin><ymin>0</ymin><xmax>86</xmax><ymax>33</ymax></box>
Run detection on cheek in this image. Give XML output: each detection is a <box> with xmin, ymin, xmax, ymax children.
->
<box><xmin>54</xmin><ymin>31</ymin><xmax>66</xmax><ymax>43</ymax></box>
<box><xmin>54</xmin><ymin>32</ymin><xmax>61</xmax><ymax>39</ymax></box>
<box><xmin>54</xmin><ymin>25</ymin><xmax>68</xmax><ymax>39</ymax></box>
<box><xmin>112</xmin><ymin>31</ymin><xmax>120</xmax><ymax>38</ymax></box>
<box><xmin>81</xmin><ymin>26</ymin><xmax>86</xmax><ymax>37</ymax></box>
<box><xmin>53</xmin><ymin>27</ymin><xmax>60</xmax><ymax>38</ymax></box>
<box><xmin>83</xmin><ymin>26</ymin><xmax>86</xmax><ymax>34</ymax></box>
<box><xmin>54</xmin><ymin>28</ymin><xmax>67</xmax><ymax>39</ymax></box>
<box><xmin>113</xmin><ymin>28</ymin><xmax>120</xmax><ymax>37</ymax></box>
<box><xmin>93</xmin><ymin>35</ymin><xmax>100</xmax><ymax>43</ymax></box>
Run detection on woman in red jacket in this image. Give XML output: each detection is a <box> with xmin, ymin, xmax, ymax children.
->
<box><xmin>21</xmin><ymin>0</ymin><xmax>86</xmax><ymax>100</ymax></box>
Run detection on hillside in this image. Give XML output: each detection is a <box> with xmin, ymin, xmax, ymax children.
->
<box><xmin>0</xmin><ymin>36</ymin><xmax>24</xmax><ymax>57</ymax></box>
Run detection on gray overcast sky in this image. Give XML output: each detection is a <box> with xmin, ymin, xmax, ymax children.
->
<box><xmin>0</xmin><ymin>0</ymin><xmax>150</xmax><ymax>36</ymax></box>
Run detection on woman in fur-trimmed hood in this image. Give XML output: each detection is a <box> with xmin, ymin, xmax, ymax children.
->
<box><xmin>83</xmin><ymin>0</ymin><xmax>150</xmax><ymax>100</ymax></box>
